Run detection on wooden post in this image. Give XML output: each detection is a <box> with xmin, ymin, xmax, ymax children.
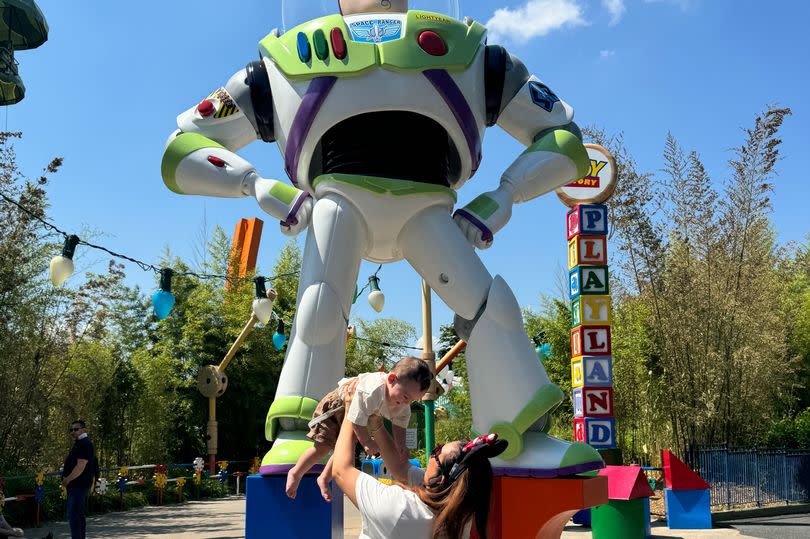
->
<box><xmin>208</xmin><ymin>397</ymin><xmax>217</xmax><ymax>475</ymax></box>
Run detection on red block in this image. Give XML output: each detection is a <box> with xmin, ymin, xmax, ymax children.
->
<box><xmin>662</xmin><ymin>450</ymin><xmax>710</xmax><ymax>490</ymax></box>
<box><xmin>571</xmin><ymin>326</ymin><xmax>612</xmax><ymax>357</ymax></box>
<box><xmin>582</xmin><ymin>387</ymin><xmax>614</xmax><ymax>417</ymax></box>
<box><xmin>598</xmin><ymin>465</ymin><xmax>654</xmax><ymax>500</ymax></box>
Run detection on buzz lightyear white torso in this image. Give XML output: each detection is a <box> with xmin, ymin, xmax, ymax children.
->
<box><xmin>162</xmin><ymin>10</ymin><xmax>603</xmax><ymax>476</ymax></box>
<box><xmin>254</xmin><ymin>12</ymin><xmax>486</xmax><ymax>263</ymax></box>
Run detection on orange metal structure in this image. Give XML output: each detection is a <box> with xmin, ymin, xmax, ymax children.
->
<box><xmin>228</xmin><ymin>217</ymin><xmax>264</xmax><ymax>286</ymax></box>
<box><xmin>474</xmin><ymin>475</ymin><xmax>608</xmax><ymax>539</ymax></box>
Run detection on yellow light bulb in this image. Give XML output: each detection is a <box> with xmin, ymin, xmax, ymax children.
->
<box><xmin>49</xmin><ymin>255</ymin><xmax>74</xmax><ymax>286</ymax></box>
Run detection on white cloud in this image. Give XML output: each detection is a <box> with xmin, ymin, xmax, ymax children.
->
<box><xmin>600</xmin><ymin>49</ymin><xmax>615</xmax><ymax>58</ymax></box>
<box><xmin>602</xmin><ymin>0</ymin><xmax>626</xmax><ymax>25</ymax></box>
<box><xmin>485</xmin><ymin>0</ymin><xmax>587</xmax><ymax>45</ymax></box>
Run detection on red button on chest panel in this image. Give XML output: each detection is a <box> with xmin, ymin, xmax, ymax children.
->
<box><xmin>331</xmin><ymin>28</ymin><xmax>347</xmax><ymax>60</ymax></box>
<box><xmin>197</xmin><ymin>99</ymin><xmax>216</xmax><ymax>117</ymax></box>
<box><xmin>418</xmin><ymin>31</ymin><xmax>447</xmax><ymax>56</ymax></box>
<box><xmin>207</xmin><ymin>156</ymin><xmax>226</xmax><ymax>168</ymax></box>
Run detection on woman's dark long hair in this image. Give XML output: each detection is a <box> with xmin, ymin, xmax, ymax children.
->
<box><xmin>402</xmin><ymin>447</ymin><xmax>494</xmax><ymax>539</ymax></box>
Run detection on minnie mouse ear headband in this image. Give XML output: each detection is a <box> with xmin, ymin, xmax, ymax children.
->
<box><xmin>445</xmin><ymin>434</ymin><xmax>508</xmax><ymax>485</ymax></box>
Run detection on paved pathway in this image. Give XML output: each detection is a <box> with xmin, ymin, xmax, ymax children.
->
<box><xmin>19</xmin><ymin>496</ymin><xmax>807</xmax><ymax>538</ymax></box>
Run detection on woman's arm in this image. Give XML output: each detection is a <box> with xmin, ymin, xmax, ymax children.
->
<box><xmin>332</xmin><ymin>412</ymin><xmax>361</xmax><ymax>505</ymax></box>
<box><xmin>369</xmin><ymin>416</ymin><xmax>411</xmax><ymax>483</ymax></box>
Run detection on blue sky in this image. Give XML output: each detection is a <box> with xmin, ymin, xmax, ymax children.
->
<box><xmin>9</xmin><ymin>0</ymin><xmax>809</xmax><ymax>344</ymax></box>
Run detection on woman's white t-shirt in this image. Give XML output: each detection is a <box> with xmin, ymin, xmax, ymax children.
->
<box><xmin>355</xmin><ymin>466</ymin><xmax>472</xmax><ymax>539</ymax></box>
<box><xmin>355</xmin><ymin>466</ymin><xmax>433</xmax><ymax>539</ymax></box>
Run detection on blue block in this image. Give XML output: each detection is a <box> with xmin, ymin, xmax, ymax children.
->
<box><xmin>643</xmin><ymin>497</ymin><xmax>652</xmax><ymax>538</ymax></box>
<box><xmin>572</xmin><ymin>508</ymin><xmax>591</xmax><ymax>526</ymax></box>
<box><xmin>245</xmin><ymin>474</ymin><xmax>343</xmax><ymax>539</ymax></box>
<box><xmin>362</xmin><ymin>458</ymin><xmax>422</xmax><ymax>480</ymax></box>
<box><xmin>664</xmin><ymin>488</ymin><xmax>711</xmax><ymax>529</ymax></box>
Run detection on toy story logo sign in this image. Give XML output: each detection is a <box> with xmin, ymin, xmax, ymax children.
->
<box><xmin>556</xmin><ymin>144</ymin><xmax>618</xmax><ymax>207</ymax></box>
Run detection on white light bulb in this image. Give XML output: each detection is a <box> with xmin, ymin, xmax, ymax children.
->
<box><xmin>368</xmin><ymin>290</ymin><xmax>385</xmax><ymax>313</ymax></box>
<box><xmin>49</xmin><ymin>255</ymin><xmax>74</xmax><ymax>286</ymax></box>
<box><xmin>252</xmin><ymin>298</ymin><xmax>274</xmax><ymax>324</ymax></box>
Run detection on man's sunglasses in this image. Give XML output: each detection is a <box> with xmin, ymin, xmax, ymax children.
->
<box><xmin>69</xmin><ymin>427</ymin><xmax>82</xmax><ymax>432</ymax></box>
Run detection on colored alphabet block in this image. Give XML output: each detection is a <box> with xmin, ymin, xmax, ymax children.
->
<box><xmin>572</xmin><ymin>326</ymin><xmax>612</xmax><ymax>357</ymax></box>
<box><xmin>591</xmin><ymin>498</ymin><xmax>651</xmax><ymax>539</ymax></box>
<box><xmin>572</xmin><ymin>387</ymin><xmax>584</xmax><ymax>417</ymax></box>
<box><xmin>568</xmin><ymin>235</ymin><xmax>608</xmax><ymax>269</ymax></box>
<box><xmin>664</xmin><ymin>488</ymin><xmax>712</xmax><ymax>529</ymax></box>
<box><xmin>246</xmin><ymin>474</ymin><xmax>343</xmax><ymax>538</ymax></box>
<box><xmin>661</xmin><ymin>450</ymin><xmax>710</xmax><ymax>490</ymax></box>
<box><xmin>572</xmin><ymin>356</ymin><xmax>613</xmax><ymax>388</ymax></box>
<box><xmin>574</xmin><ymin>387</ymin><xmax>614</xmax><ymax>417</ymax></box>
<box><xmin>569</xmin><ymin>266</ymin><xmax>610</xmax><ymax>298</ymax></box>
<box><xmin>479</xmin><ymin>475</ymin><xmax>608</xmax><ymax>539</ymax></box>
<box><xmin>572</xmin><ymin>359</ymin><xmax>585</xmax><ymax>388</ymax></box>
<box><xmin>574</xmin><ymin>417</ymin><xmax>616</xmax><ymax>448</ymax></box>
<box><xmin>567</xmin><ymin>204</ymin><xmax>609</xmax><ymax>240</ymax></box>
<box><xmin>583</xmin><ymin>387</ymin><xmax>614</xmax><ymax>417</ymax></box>
<box><xmin>571</xmin><ymin>295</ymin><xmax>612</xmax><ymax>327</ymax></box>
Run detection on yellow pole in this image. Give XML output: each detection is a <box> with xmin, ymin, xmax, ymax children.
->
<box><xmin>421</xmin><ymin>280</ymin><xmax>437</xmax><ymax>454</ymax></box>
<box><xmin>219</xmin><ymin>314</ymin><xmax>259</xmax><ymax>372</ymax></box>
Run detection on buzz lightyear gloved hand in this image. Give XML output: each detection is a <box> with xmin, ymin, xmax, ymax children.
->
<box><xmin>453</xmin><ymin>185</ymin><xmax>514</xmax><ymax>250</ymax></box>
<box><xmin>242</xmin><ymin>173</ymin><xmax>313</xmax><ymax>237</ymax></box>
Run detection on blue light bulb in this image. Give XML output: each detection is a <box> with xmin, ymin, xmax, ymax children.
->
<box><xmin>152</xmin><ymin>290</ymin><xmax>175</xmax><ymax>320</ymax></box>
<box><xmin>273</xmin><ymin>319</ymin><xmax>287</xmax><ymax>350</ymax></box>
<box><xmin>273</xmin><ymin>332</ymin><xmax>287</xmax><ymax>351</ymax></box>
<box><xmin>153</xmin><ymin>268</ymin><xmax>175</xmax><ymax>320</ymax></box>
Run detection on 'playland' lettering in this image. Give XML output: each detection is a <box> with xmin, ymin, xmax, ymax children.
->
<box><xmin>586</xmin><ymin>331</ymin><xmax>607</xmax><ymax>351</ymax></box>
<box><xmin>587</xmin><ymin>361</ymin><xmax>609</xmax><ymax>382</ymax></box>
<box><xmin>590</xmin><ymin>424</ymin><xmax>612</xmax><ymax>443</ymax></box>
<box><xmin>584</xmin><ymin>209</ymin><xmax>603</xmax><ymax>230</ymax></box>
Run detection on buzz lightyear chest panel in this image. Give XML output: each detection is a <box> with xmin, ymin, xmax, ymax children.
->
<box><xmin>266</xmin><ymin>48</ymin><xmax>487</xmax><ymax>194</ymax></box>
<box><xmin>260</xmin><ymin>12</ymin><xmax>486</xmax><ymax>81</ymax></box>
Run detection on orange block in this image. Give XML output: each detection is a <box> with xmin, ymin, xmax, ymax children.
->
<box><xmin>228</xmin><ymin>218</ymin><xmax>264</xmax><ymax>287</ymax></box>
<box><xmin>477</xmin><ymin>475</ymin><xmax>608</xmax><ymax>539</ymax></box>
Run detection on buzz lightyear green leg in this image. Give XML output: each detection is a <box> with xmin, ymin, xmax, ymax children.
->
<box><xmin>400</xmin><ymin>206</ymin><xmax>603</xmax><ymax>477</ymax></box>
<box><xmin>260</xmin><ymin>194</ymin><xmax>368</xmax><ymax>474</ymax></box>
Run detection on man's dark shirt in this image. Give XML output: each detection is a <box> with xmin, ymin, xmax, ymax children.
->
<box><xmin>62</xmin><ymin>436</ymin><xmax>95</xmax><ymax>489</ymax></box>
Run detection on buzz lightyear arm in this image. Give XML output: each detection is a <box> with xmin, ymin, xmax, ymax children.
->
<box><xmin>160</xmin><ymin>63</ymin><xmax>311</xmax><ymax>230</ymax></box>
<box><xmin>454</xmin><ymin>48</ymin><xmax>590</xmax><ymax>249</ymax></box>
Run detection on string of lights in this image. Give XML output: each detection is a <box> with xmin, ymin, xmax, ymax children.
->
<box><xmin>3</xmin><ymin>189</ymin><xmax>396</xmax><ymax>344</ymax></box>
<box><xmin>0</xmin><ymin>190</ymin><xmax>290</xmax><ymax>285</ymax></box>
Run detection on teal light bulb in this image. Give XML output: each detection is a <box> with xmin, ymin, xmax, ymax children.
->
<box><xmin>273</xmin><ymin>319</ymin><xmax>287</xmax><ymax>351</ymax></box>
<box><xmin>152</xmin><ymin>290</ymin><xmax>175</xmax><ymax>320</ymax></box>
<box><xmin>153</xmin><ymin>269</ymin><xmax>175</xmax><ymax>320</ymax></box>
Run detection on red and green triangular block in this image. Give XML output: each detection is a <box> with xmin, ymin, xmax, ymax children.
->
<box><xmin>598</xmin><ymin>465</ymin><xmax>654</xmax><ymax>500</ymax></box>
<box><xmin>661</xmin><ymin>450</ymin><xmax>710</xmax><ymax>490</ymax></box>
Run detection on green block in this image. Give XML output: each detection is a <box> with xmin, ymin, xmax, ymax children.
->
<box><xmin>592</xmin><ymin>499</ymin><xmax>649</xmax><ymax>539</ymax></box>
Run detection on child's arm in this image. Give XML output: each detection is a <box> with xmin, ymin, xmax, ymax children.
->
<box><xmin>352</xmin><ymin>422</ymin><xmax>379</xmax><ymax>454</ymax></box>
<box><xmin>392</xmin><ymin>424</ymin><xmax>408</xmax><ymax>459</ymax></box>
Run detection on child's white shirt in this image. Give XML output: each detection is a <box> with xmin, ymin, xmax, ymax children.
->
<box><xmin>340</xmin><ymin>372</ymin><xmax>411</xmax><ymax>428</ymax></box>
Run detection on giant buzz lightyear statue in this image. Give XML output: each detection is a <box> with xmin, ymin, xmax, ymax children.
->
<box><xmin>161</xmin><ymin>0</ymin><xmax>603</xmax><ymax>477</ymax></box>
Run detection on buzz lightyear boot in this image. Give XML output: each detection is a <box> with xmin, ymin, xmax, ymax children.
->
<box><xmin>465</xmin><ymin>277</ymin><xmax>603</xmax><ymax>476</ymax></box>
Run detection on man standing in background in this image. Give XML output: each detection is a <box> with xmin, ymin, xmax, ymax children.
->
<box><xmin>61</xmin><ymin>420</ymin><xmax>95</xmax><ymax>539</ymax></box>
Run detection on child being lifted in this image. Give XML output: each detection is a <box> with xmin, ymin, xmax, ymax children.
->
<box><xmin>285</xmin><ymin>356</ymin><xmax>433</xmax><ymax>501</ymax></box>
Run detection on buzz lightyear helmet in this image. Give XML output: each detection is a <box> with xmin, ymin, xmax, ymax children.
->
<box><xmin>282</xmin><ymin>0</ymin><xmax>461</xmax><ymax>31</ymax></box>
